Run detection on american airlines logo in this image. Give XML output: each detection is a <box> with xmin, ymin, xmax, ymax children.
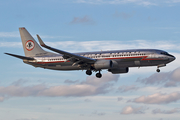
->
<box><xmin>25</xmin><ymin>40</ymin><xmax>35</xmax><ymax>51</ymax></box>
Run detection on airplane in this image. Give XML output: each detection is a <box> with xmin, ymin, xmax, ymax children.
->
<box><xmin>5</xmin><ymin>27</ymin><xmax>176</xmax><ymax>78</ymax></box>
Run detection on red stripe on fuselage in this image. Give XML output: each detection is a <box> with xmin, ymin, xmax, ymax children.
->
<box><xmin>105</xmin><ymin>56</ymin><xmax>162</xmax><ymax>61</ymax></box>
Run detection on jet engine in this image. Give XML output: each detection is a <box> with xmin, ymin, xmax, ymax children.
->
<box><xmin>108</xmin><ymin>67</ymin><xmax>129</xmax><ymax>74</ymax></box>
<box><xmin>94</xmin><ymin>60</ymin><xmax>113</xmax><ymax>70</ymax></box>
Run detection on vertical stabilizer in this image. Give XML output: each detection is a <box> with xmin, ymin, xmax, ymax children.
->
<box><xmin>19</xmin><ymin>27</ymin><xmax>46</xmax><ymax>57</ymax></box>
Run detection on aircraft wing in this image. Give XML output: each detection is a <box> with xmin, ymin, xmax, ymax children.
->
<box><xmin>5</xmin><ymin>53</ymin><xmax>35</xmax><ymax>60</ymax></box>
<box><xmin>37</xmin><ymin>35</ymin><xmax>96</xmax><ymax>63</ymax></box>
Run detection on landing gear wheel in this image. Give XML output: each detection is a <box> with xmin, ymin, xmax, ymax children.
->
<box><xmin>96</xmin><ymin>73</ymin><xmax>102</xmax><ymax>78</ymax></box>
<box><xmin>86</xmin><ymin>70</ymin><xmax>92</xmax><ymax>75</ymax></box>
<box><xmin>156</xmin><ymin>69</ymin><xmax>160</xmax><ymax>73</ymax></box>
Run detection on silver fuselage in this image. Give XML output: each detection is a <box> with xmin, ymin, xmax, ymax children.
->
<box><xmin>24</xmin><ymin>49</ymin><xmax>175</xmax><ymax>71</ymax></box>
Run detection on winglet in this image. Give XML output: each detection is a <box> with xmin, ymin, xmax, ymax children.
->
<box><xmin>37</xmin><ymin>34</ymin><xmax>46</xmax><ymax>46</ymax></box>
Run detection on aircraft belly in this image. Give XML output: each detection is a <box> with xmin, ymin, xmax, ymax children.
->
<box><xmin>115</xmin><ymin>59</ymin><xmax>166</xmax><ymax>68</ymax></box>
<box><xmin>44</xmin><ymin>62</ymin><xmax>81</xmax><ymax>70</ymax></box>
<box><xmin>46</xmin><ymin>66</ymin><xmax>81</xmax><ymax>70</ymax></box>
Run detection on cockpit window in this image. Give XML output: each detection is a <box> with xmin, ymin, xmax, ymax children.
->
<box><xmin>161</xmin><ymin>52</ymin><xmax>174</xmax><ymax>57</ymax></box>
<box><xmin>161</xmin><ymin>52</ymin><xmax>168</xmax><ymax>55</ymax></box>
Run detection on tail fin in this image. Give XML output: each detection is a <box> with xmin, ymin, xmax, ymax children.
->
<box><xmin>19</xmin><ymin>27</ymin><xmax>47</xmax><ymax>57</ymax></box>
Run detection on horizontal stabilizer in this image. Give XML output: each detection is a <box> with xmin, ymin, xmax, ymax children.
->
<box><xmin>5</xmin><ymin>53</ymin><xmax>35</xmax><ymax>60</ymax></box>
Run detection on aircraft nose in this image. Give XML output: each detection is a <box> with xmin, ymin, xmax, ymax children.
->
<box><xmin>169</xmin><ymin>56</ymin><xmax>176</xmax><ymax>62</ymax></box>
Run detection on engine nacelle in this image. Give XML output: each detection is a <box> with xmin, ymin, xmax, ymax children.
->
<box><xmin>108</xmin><ymin>67</ymin><xmax>129</xmax><ymax>74</ymax></box>
<box><xmin>94</xmin><ymin>60</ymin><xmax>113</xmax><ymax>70</ymax></box>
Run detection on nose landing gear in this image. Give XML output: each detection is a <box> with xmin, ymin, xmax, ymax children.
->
<box><xmin>156</xmin><ymin>64</ymin><xmax>166</xmax><ymax>73</ymax></box>
<box><xmin>156</xmin><ymin>68</ymin><xmax>160</xmax><ymax>73</ymax></box>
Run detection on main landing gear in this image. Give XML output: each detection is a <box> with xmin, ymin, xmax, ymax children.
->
<box><xmin>86</xmin><ymin>70</ymin><xmax>92</xmax><ymax>75</ymax></box>
<box><xmin>86</xmin><ymin>70</ymin><xmax>102</xmax><ymax>78</ymax></box>
<box><xmin>96</xmin><ymin>71</ymin><xmax>102</xmax><ymax>78</ymax></box>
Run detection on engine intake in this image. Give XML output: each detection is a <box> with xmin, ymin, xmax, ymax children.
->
<box><xmin>94</xmin><ymin>60</ymin><xmax>113</xmax><ymax>70</ymax></box>
<box><xmin>108</xmin><ymin>67</ymin><xmax>129</xmax><ymax>74</ymax></box>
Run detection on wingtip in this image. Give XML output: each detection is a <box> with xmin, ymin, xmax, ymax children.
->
<box><xmin>37</xmin><ymin>34</ymin><xmax>46</xmax><ymax>46</ymax></box>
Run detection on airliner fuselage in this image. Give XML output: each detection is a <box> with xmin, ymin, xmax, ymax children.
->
<box><xmin>25</xmin><ymin>49</ymin><xmax>175</xmax><ymax>72</ymax></box>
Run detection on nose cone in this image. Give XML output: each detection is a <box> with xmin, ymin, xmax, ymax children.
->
<box><xmin>169</xmin><ymin>55</ymin><xmax>176</xmax><ymax>62</ymax></box>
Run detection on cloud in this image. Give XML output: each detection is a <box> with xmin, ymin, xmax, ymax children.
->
<box><xmin>138</xmin><ymin>1</ymin><xmax>157</xmax><ymax>6</ymax></box>
<box><xmin>113</xmin><ymin>11</ymin><xmax>135</xmax><ymax>19</ymax></box>
<box><xmin>0</xmin><ymin>42</ymin><xmax>22</xmax><ymax>48</ymax></box>
<box><xmin>132</xmin><ymin>92</ymin><xmax>180</xmax><ymax>104</ymax></box>
<box><xmin>121</xmin><ymin>106</ymin><xmax>147</xmax><ymax>114</ymax></box>
<box><xmin>0</xmin><ymin>96</ymin><xmax>5</xmax><ymax>102</ymax></box>
<box><xmin>117</xmin><ymin>97</ymin><xmax>123</xmax><ymax>101</ymax></box>
<box><xmin>0</xmin><ymin>84</ymin><xmax>46</xmax><ymax>97</ymax></box>
<box><xmin>152</xmin><ymin>108</ymin><xmax>180</xmax><ymax>114</ymax></box>
<box><xmin>64</xmin><ymin>79</ymin><xmax>80</xmax><ymax>84</ymax></box>
<box><xmin>0</xmin><ymin>31</ymin><xmax>19</xmax><ymax>37</ymax></box>
<box><xmin>75</xmin><ymin>0</ymin><xmax>157</xmax><ymax>6</ymax></box>
<box><xmin>92</xmin><ymin>111</ymin><xmax>106</xmax><ymax>116</ymax></box>
<box><xmin>167</xmin><ymin>0</ymin><xmax>180</xmax><ymax>3</ymax></box>
<box><xmin>16</xmin><ymin>119</ymin><xmax>36</xmax><ymax>120</ymax></box>
<box><xmin>70</xmin><ymin>16</ymin><xmax>95</xmax><ymax>25</ymax></box>
<box><xmin>84</xmin><ymin>98</ymin><xmax>91</xmax><ymax>102</ymax></box>
<box><xmin>0</xmin><ymin>73</ymin><xmax>119</xmax><ymax>101</ymax></box>
<box><xmin>0</xmin><ymin>84</ymin><xmax>101</xmax><ymax>97</ymax></box>
<box><xmin>118</xmin><ymin>85</ymin><xmax>139</xmax><ymax>93</ymax></box>
<box><xmin>137</xmin><ymin>67</ymin><xmax>180</xmax><ymax>87</ymax></box>
<box><xmin>39</xmin><ymin>35</ymin><xmax>72</xmax><ymax>39</ymax></box>
<box><xmin>0</xmin><ymin>31</ymin><xmax>70</xmax><ymax>39</ymax></box>
<box><xmin>36</xmin><ymin>84</ymin><xmax>100</xmax><ymax>97</ymax></box>
<box><xmin>11</xmin><ymin>79</ymin><xmax>28</xmax><ymax>86</ymax></box>
<box><xmin>82</xmin><ymin>72</ymin><xmax>119</xmax><ymax>86</ymax></box>
<box><xmin>75</xmin><ymin>0</ymin><xmax>180</xmax><ymax>6</ymax></box>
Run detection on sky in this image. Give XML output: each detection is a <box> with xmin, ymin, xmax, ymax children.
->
<box><xmin>1</xmin><ymin>0</ymin><xmax>180</xmax><ymax>120</ymax></box>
